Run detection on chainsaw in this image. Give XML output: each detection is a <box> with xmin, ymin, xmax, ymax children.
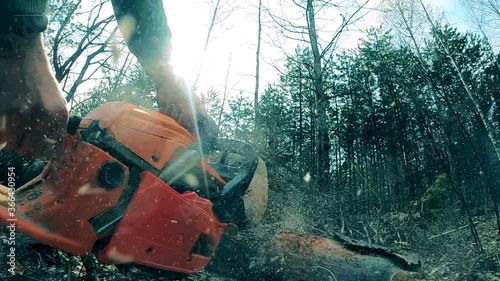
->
<box><xmin>0</xmin><ymin>101</ymin><xmax>268</xmax><ymax>275</ymax></box>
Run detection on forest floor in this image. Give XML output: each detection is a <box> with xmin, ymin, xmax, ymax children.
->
<box><xmin>0</xmin><ymin>183</ymin><xmax>499</xmax><ymax>281</ymax></box>
<box><xmin>407</xmin><ymin>216</ymin><xmax>500</xmax><ymax>281</ymax></box>
<box><xmin>363</xmin><ymin>213</ymin><xmax>500</xmax><ymax>281</ymax></box>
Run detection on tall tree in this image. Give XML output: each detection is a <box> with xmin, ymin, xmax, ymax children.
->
<box><xmin>417</xmin><ymin>0</ymin><xmax>500</xmax><ymax>174</ymax></box>
<box><xmin>266</xmin><ymin>0</ymin><xmax>371</xmax><ymax>188</ymax></box>
<box><xmin>254</xmin><ymin>0</ymin><xmax>263</xmax><ymax>143</ymax></box>
<box><xmin>192</xmin><ymin>0</ymin><xmax>238</xmax><ymax>89</ymax></box>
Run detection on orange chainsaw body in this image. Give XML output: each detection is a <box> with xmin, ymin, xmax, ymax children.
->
<box><xmin>0</xmin><ymin>102</ymin><xmax>228</xmax><ymax>274</ymax></box>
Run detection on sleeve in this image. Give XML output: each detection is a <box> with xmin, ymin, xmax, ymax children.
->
<box><xmin>7</xmin><ymin>0</ymin><xmax>50</xmax><ymax>14</ymax></box>
<box><xmin>111</xmin><ymin>0</ymin><xmax>173</xmax><ymax>72</ymax></box>
<box><xmin>0</xmin><ymin>0</ymin><xmax>49</xmax><ymax>36</ymax></box>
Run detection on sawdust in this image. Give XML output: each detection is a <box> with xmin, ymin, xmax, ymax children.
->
<box><xmin>272</xmin><ymin>230</ymin><xmax>357</xmax><ymax>261</ymax></box>
<box><xmin>26</xmin><ymin>188</ymin><xmax>42</xmax><ymax>200</ymax></box>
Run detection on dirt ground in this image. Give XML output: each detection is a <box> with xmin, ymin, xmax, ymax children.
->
<box><xmin>0</xmin><ymin>182</ymin><xmax>499</xmax><ymax>280</ymax></box>
<box><xmin>0</xmin><ymin>215</ymin><xmax>498</xmax><ymax>280</ymax></box>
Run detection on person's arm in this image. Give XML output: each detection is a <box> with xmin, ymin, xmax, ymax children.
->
<box><xmin>0</xmin><ymin>0</ymin><xmax>69</xmax><ymax>161</ymax></box>
<box><xmin>111</xmin><ymin>0</ymin><xmax>204</xmax><ymax>132</ymax></box>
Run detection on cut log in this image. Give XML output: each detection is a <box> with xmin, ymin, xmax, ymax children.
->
<box><xmin>266</xmin><ymin>231</ymin><xmax>420</xmax><ymax>281</ymax></box>
<box><xmin>209</xmin><ymin>229</ymin><xmax>421</xmax><ymax>281</ymax></box>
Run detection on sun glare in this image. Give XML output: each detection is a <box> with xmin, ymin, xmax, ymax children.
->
<box><xmin>169</xmin><ymin>44</ymin><xmax>201</xmax><ymax>84</ymax></box>
<box><xmin>164</xmin><ymin>0</ymin><xmax>207</xmax><ymax>85</ymax></box>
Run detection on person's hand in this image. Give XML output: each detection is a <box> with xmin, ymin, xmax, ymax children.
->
<box><xmin>0</xmin><ymin>35</ymin><xmax>68</xmax><ymax>161</ymax></box>
<box><xmin>1</xmin><ymin>105</ymin><xmax>68</xmax><ymax>162</ymax></box>
<box><xmin>148</xmin><ymin>64</ymin><xmax>204</xmax><ymax>134</ymax></box>
<box><xmin>155</xmin><ymin>76</ymin><xmax>204</xmax><ymax>133</ymax></box>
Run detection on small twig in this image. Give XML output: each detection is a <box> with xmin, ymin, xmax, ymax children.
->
<box><xmin>350</xmin><ymin>227</ymin><xmax>364</xmax><ymax>238</ymax></box>
<box><xmin>16</xmin><ymin>163</ymin><xmax>51</xmax><ymax>193</ymax></box>
<box><xmin>368</xmin><ymin>222</ymin><xmax>378</xmax><ymax>239</ymax></box>
<box><xmin>18</xmin><ymin>275</ymin><xmax>39</xmax><ymax>281</ymax></box>
<box><xmin>34</xmin><ymin>252</ymin><xmax>42</xmax><ymax>270</ymax></box>
<box><xmin>77</xmin><ymin>256</ymin><xmax>86</xmax><ymax>278</ymax></box>
<box><xmin>396</xmin><ymin>230</ymin><xmax>402</xmax><ymax>244</ymax></box>
<box><xmin>428</xmin><ymin>222</ymin><xmax>479</xmax><ymax>240</ymax></box>
<box><xmin>67</xmin><ymin>261</ymin><xmax>72</xmax><ymax>281</ymax></box>
<box><xmin>363</xmin><ymin>225</ymin><xmax>372</xmax><ymax>245</ymax></box>
<box><xmin>312</xmin><ymin>266</ymin><xmax>338</xmax><ymax>281</ymax></box>
<box><xmin>82</xmin><ymin>254</ymin><xmax>98</xmax><ymax>281</ymax></box>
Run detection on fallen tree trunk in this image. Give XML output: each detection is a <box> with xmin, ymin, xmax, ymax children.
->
<box><xmin>209</xmin><ymin>229</ymin><xmax>421</xmax><ymax>281</ymax></box>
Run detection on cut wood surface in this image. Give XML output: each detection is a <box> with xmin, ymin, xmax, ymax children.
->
<box><xmin>243</xmin><ymin>157</ymin><xmax>269</xmax><ymax>225</ymax></box>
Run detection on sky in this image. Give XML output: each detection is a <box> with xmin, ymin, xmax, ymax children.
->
<box><xmin>159</xmin><ymin>0</ymin><xmax>475</xmax><ymax>102</ymax></box>
<box><xmin>65</xmin><ymin>0</ymin><xmax>477</xmax><ymax>104</ymax></box>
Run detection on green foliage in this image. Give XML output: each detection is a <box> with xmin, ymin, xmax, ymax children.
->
<box><xmin>220</xmin><ymin>95</ymin><xmax>254</xmax><ymax>143</ymax></box>
<box><xmin>201</xmin><ymin>88</ymin><xmax>223</xmax><ymax>121</ymax></box>
<box><xmin>255</xmin><ymin>25</ymin><xmax>500</xmax><ymax>216</ymax></box>
<box><xmin>421</xmin><ymin>174</ymin><xmax>451</xmax><ymax>210</ymax></box>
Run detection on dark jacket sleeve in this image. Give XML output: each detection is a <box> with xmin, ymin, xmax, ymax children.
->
<box><xmin>111</xmin><ymin>0</ymin><xmax>172</xmax><ymax>72</ymax></box>
<box><xmin>0</xmin><ymin>0</ymin><xmax>49</xmax><ymax>40</ymax></box>
<box><xmin>6</xmin><ymin>0</ymin><xmax>50</xmax><ymax>14</ymax></box>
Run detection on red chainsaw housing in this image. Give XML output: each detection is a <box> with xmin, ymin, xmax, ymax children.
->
<box><xmin>0</xmin><ymin>102</ymin><xmax>227</xmax><ymax>274</ymax></box>
<box><xmin>0</xmin><ymin>134</ymin><xmax>128</xmax><ymax>255</ymax></box>
<box><xmin>97</xmin><ymin>172</ymin><xmax>225</xmax><ymax>273</ymax></box>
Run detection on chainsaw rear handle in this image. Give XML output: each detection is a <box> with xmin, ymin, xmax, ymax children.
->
<box><xmin>183</xmin><ymin>112</ymin><xmax>259</xmax><ymax>201</ymax></box>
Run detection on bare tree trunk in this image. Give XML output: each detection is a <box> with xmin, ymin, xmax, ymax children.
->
<box><xmin>400</xmin><ymin>82</ymin><xmax>484</xmax><ymax>250</ymax></box>
<box><xmin>306</xmin><ymin>0</ymin><xmax>330</xmax><ymax>189</ymax></box>
<box><xmin>193</xmin><ymin>0</ymin><xmax>220</xmax><ymax>89</ymax></box>
<box><xmin>49</xmin><ymin>0</ymin><xmax>117</xmax><ymax>101</ymax></box>
<box><xmin>253</xmin><ymin>0</ymin><xmax>262</xmax><ymax>143</ymax></box>
<box><xmin>217</xmin><ymin>53</ymin><xmax>233</xmax><ymax>127</ymax></box>
<box><xmin>388</xmin><ymin>0</ymin><xmax>500</xmax><ymax>234</ymax></box>
<box><xmin>51</xmin><ymin>0</ymin><xmax>83</xmax><ymax>82</ymax></box>
<box><xmin>193</xmin><ymin>0</ymin><xmax>237</xmax><ymax>89</ymax></box>
<box><xmin>66</xmin><ymin>27</ymin><xmax>119</xmax><ymax>103</ymax></box>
